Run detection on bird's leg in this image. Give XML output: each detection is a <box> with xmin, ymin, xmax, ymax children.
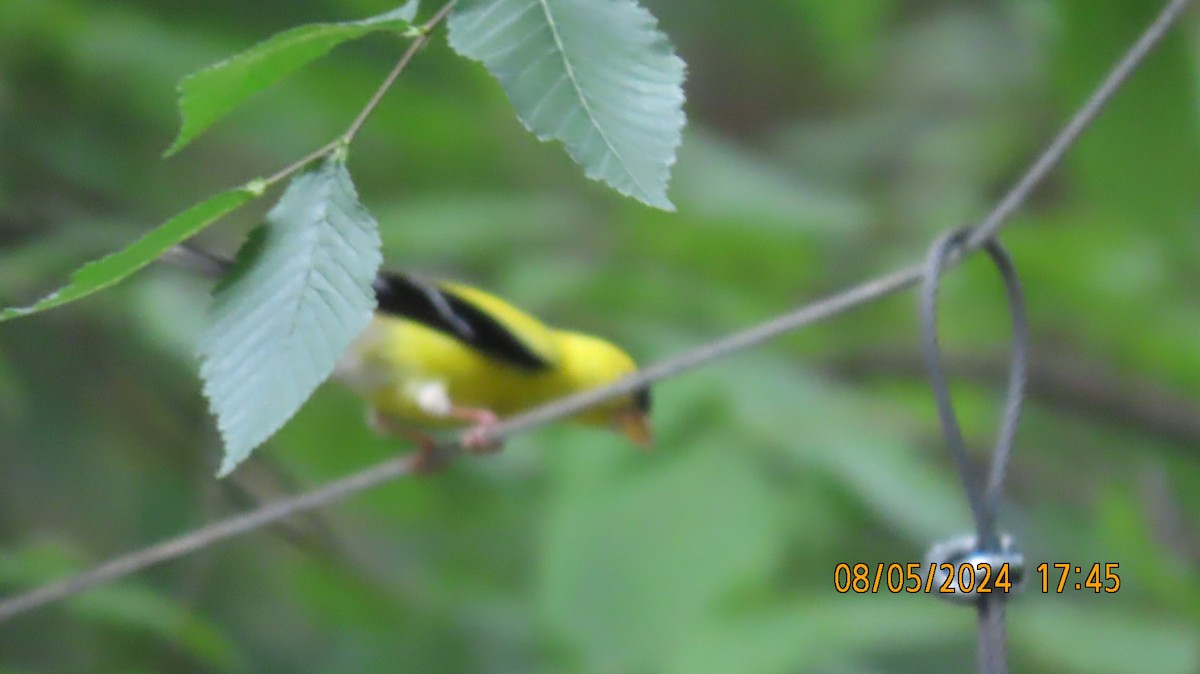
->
<box><xmin>406</xmin><ymin>381</ymin><xmax>502</xmax><ymax>455</ymax></box>
<box><xmin>365</xmin><ymin>408</ymin><xmax>446</xmax><ymax>473</ymax></box>
<box><xmin>448</xmin><ymin>405</ymin><xmax>503</xmax><ymax>454</ymax></box>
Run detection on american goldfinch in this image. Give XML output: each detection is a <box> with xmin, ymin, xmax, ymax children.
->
<box><xmin>335</xmin><ymin>272</ymin><xmax>653</xmax><ymax>460</ymax></box>
<box><xmin>165</xmin><ymin>245</ymin><xmax>653</xmax><ymax>463</ymax></box>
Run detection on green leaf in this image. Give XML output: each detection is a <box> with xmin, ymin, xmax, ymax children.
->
<box><xmin>166</xmin><ymin>2</ymin><xmax>420</xmax><ymax>156</ymax></box>
<box><xmin>198</xmin><ymin>157</ymin><xmax>382</xmax><ymax>476</ymax></box>
<box><xmin>448</xmin><ymin>0</ymin><xmax>686</xmax><ymax>210</ymax></box>
<box><xmin>0</xmin><ymin>185</ymin><xmax>260</xmax><ymax>322</ymax></box>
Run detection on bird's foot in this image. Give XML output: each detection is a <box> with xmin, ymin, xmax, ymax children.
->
<box><xmin>453</xmin><ymin>407</ymin><xmax>503</xmax><ymax>455</ymax></box>
<box><xmin>463</xmin><ymin>426</ymin><xmax>503</xmax><ymax>455</ymax></box>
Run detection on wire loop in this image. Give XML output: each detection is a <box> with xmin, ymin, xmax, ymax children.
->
<box><xmin>919</xmin><ymin>228</ymin><xmax>1029</xmax><ymax>674</ymax></box>
<box><xmin>919</xmin><ymin>228</ymin><xmax>1028</xmax><ymax>552</ymax></box>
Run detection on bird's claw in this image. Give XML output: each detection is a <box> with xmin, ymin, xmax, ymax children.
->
<box><xmin>461</xmin><ymin>411</ymin><xmax>503</xmax><ymax>455</ymax></box>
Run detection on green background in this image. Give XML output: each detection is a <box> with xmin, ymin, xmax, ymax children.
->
<box><xmin>2</xmin><ymin>0</ymin><xmax>1199</xmax><ymax>672</ymax></box>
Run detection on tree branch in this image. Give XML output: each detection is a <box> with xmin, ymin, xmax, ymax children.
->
<box><xmin>262</xmin><ymin>0</ymin><xmax>458</xmax><ymax>188</ymax></box>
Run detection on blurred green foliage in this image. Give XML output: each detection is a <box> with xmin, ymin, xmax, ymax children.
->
<box><xmin>2</xmin><ymin>1</ymin><xmax>1200</xmax><ymax>672</ymax></box>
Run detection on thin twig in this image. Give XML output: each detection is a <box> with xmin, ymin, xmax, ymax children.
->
<box><xmin>0</xmin><ymin>0</ymin><xmax>1190</xmax><ymax>626</ymax></box>
<box><xmin>263</xmin><ymin>0</ymin><xmax>458</xmax><ymax>189</ymax></box>
<box><xmin>262</xmin><ymin>139</ymin><xmax>343</xmax><ymax>188</ymax></box>
<box><xmin>344</xmin><ymin>0</ymin><xmax>459</xmax><ymax>144</ymax></box>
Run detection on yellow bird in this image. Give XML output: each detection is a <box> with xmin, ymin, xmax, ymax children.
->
<box><xmin>165</xmin><ymin>246</ymin><xmax>652</xmax><ymax>465</ymax></box>
<box><xmin>334</xmin><ymin>272</ymin><xmax>653</xmax><ymax>463</ymax></box>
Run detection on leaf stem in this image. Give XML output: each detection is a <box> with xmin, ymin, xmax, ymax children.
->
<box><xmin>344</xmin><ymin>0</ymin><xmax>458</xmax><ymax>144</ymax></box>
<box><xmin>262</xmin><ymin>139</ymin><xmax>344</xmax><ymax>188</ymax></box>
<box><xmin>263</xmin><ymin>0</ymin><xmax>458</xmax><ymax>188</ymax></box>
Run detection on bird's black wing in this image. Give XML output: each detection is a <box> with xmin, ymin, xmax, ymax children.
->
<box><xmin>372</xmin><ymin>272</ymin><xmax>552</xmax><ymax>372</ymax></box>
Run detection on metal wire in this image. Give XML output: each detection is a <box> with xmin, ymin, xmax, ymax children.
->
<box><xmin>919</xmin><ymin>229</ymin><xmax>1029</xmax><ymax>674</ymax></box>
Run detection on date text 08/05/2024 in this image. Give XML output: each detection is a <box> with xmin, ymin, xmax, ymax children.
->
<box><xmin>833</xmin><ymin>562</ymin><xmax>1120</xmax><ymax>594</ymax></box>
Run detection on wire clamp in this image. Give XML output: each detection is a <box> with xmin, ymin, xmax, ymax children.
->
<box><xmin>923</xmin><ymin>533</ymin><xmax>1025</xmax><ymax>604</ymax></box>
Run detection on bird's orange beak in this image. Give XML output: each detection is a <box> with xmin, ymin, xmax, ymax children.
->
<box><xmin>616</xmin><ymin>409</ymin><xmax>653</xmax><ymax>448</ymax></box>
